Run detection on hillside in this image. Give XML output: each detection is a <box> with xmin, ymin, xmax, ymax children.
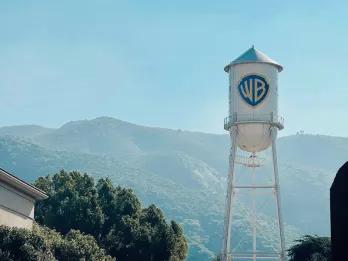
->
<box><xmin>0</xmin><ymin>117</ymin><xmax>346</xmax><ymax>260</ymax></box>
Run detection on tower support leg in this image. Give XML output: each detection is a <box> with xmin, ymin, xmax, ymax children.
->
<box><xmin>222</xmin><ymin>127</ymin><xmax>237</xmax><ymax>261</ymax></box>
<box><xmin>271</xmin><ymin>127</ymin><xmax>286</xmax><ymax>261</ymax></box>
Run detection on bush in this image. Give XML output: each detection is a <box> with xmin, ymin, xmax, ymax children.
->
<box><xmin>0</xmin><ymin>225</ymin><xmax>54</xmax><ymax>261</ymax></box>
<box><xmin>0</xmin><ymin>225</ymin><xmax>114</xmax><ymax>261</ymax></box>
<box><xmin>288</xmin><ymin>235</ymin><xmax>331</xmax><ymax>261</ymax></box>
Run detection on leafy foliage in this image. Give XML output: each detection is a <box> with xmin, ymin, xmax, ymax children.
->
<box><xmin>288</xmin><ymin>235</ymin><xmax>331</xmax><ymax>261</ymax></box>
<box><xmin>0</xmin><ymin>225</ymin><xmax>53</xmax><ymax>261</ymax></box>
<box><xmin>34</xmin><ymin>170</ymin><xmax>188</xmax><ymax>261</ymax></box>
<box><xmin>0</xmin><ymin>225</ymin><xmax>113</xmax><ymax>261</ymax></box>
<box><xmin>34</xmin><ymin>171</ymin><xmax>104</xmax><ymax>237</ymax></box>
<box><xmin>54</xmin><ymin>230</ymin><xmax>114</xmax><ymax>261</ymax></box>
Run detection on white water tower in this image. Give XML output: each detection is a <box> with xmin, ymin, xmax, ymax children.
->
<box><xmin>222</xmin><ymin>46</ymin><xmax>286</xmax><ymax>261</ymax></box>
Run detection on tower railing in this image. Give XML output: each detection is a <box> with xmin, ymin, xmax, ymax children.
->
<box><xmin>224</xmin><ymin>113</ymin><xmax>284</xmax><ymax>131</ymax></box>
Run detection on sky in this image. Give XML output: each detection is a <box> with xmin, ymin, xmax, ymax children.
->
<box><xmin>0</xmin><ymin>0</ymin><xmax>347</xmax><ymax>137</ymax></box>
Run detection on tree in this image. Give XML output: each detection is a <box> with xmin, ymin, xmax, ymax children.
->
<box><xmin>34</xmin><ymin>170</ymin><xmax>188</xmax><ymax>261</ymax></box>
<box><xmin>54</xmin><ymin>230</ymin><xmax>114</xmax><ymax>261</ymax></box>
<box><xmin>288</xmin><ymin>235</ymin><xmax>331</xmax><ymax>261</ymax></box>
<box><xmin>35</xmin><ymin>170</ymin><xmax>104</xmax><ymax>237</ymax></box>
<box><xmin>165</xmin><ymin>220</ymin><xmax>188</xmax><ymax>261</ymax></box>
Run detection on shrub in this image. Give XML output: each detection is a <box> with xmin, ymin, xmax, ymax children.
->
<box><xmin>0</xmin><ymin>225</ymin><xmax>114</xmax><ymax>261</ymax></box>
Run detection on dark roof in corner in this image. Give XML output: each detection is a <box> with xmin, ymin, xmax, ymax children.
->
<box><xmin>224</xmin><ymin>46</ymin><xmax>283</xmax><ymax>73</ymax></box>
<box><xmin>0</xmin><ymin>168</ymin><xmax>48</xmax><ymax>200</ymax></box>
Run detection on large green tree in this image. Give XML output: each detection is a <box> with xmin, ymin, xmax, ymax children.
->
<box><xmin>34</xmin><ymin>170</ymin><xmax>188</xmax><ymax>261</ymax></box>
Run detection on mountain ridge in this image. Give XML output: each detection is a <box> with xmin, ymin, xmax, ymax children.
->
<box><xmin>1</xmin><ymin>116</ymin><xmax>346</xmax><ymax>144</ymax></box>
<box><xmin>0</xmin><ymin>117</ymin><xmax>346</xmax><ymax>260</ymax></box>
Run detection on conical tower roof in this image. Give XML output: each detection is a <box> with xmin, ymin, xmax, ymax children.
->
<box><xmin>224</xmin><ymin>46</ymin><xmax>283</xmax><ymax>72</ymax></box>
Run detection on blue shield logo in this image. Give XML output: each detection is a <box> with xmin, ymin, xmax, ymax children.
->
<box><xmin>238</xmin><ymin>75</ymin><xmax>269</xmax><ymax>106</ymax></box>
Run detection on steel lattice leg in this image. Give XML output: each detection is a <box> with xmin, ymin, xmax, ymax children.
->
<box><xmin>271</xmin><ymin>127</ymin><xmax>286</xmax><ymax>261</ymax></box>
<box><xmin>222</xmin><ymin>127</ymin><xmax>237</xmax><ymax>261</ymax></box>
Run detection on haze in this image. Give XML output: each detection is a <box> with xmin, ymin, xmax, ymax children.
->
<box><xmin>1</xmin><ymin>0</ymin><xmax>347</xmax><ymax>137</ymax></box>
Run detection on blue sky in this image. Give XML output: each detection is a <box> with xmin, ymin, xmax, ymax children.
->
<box><xmin>0</xmin><ymin>0</ymin><xmax>347</xmax><ymax>137</ymax></box>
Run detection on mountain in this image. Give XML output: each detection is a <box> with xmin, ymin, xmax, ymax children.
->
<box><xmin>0</xmin><ymin>117</ymin><xmax>346</xmax><ymax>260</ymax></box>
<box><xmin>0</xmin><ymin>125</ymin><xmax>53</xmax><ymax>138</ymax></box>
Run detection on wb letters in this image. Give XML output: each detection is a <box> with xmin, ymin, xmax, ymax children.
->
<box><xmin>238</xmin><ymin>75</ymin><xmax>269</xmax><ymax>106</ymax></box>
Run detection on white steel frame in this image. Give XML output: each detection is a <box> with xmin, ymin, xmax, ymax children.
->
<box><xmin>222</xmin><ymin>126</ymin><xmax>286</xmax><ymax>261</ymax></box>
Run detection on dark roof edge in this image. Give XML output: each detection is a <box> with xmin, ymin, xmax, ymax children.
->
<box><xmin>0</xmin><ymin>168</ymin><xmax>48</xmax><ymax>200</ymax></box>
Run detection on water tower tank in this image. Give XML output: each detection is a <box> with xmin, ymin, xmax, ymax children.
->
<box><xmin>224</xmin><ymin>46</ymin><xmax>284</xmax><ymax>152</ymax></box>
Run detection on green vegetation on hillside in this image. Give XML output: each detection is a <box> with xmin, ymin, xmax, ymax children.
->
<box><xmin>34</xmin><ymin>170</ymin><xmax>188</xmax><ymax>261</ymax></box>
<box><xmin>0</xmin><ymin>117</ymin><xmax>346</xmax><ymax>260</ymax></box>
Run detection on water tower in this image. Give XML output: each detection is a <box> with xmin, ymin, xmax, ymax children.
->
<box><xmin>222</xmin><ymin>46</ymin><xmax>285</xmax><ymax>261</ymax></box>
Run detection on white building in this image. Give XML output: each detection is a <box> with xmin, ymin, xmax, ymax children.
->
<box><xmin>0</xmin><ymin>168</ymin><xmax>47</xmax><ymax>229</ymax></box>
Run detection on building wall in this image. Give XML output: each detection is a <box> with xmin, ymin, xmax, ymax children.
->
<box><xmin>0</xmin><ymin>181</ymin><xmax>35</xmax><ymax>229</ymax></box>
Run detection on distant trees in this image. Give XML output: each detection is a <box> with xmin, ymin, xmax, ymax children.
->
<box><xmin>212</xmin><ymin>254</ymin><xmax>222</xmax><ymax>261</ymax></box>
<box><xmin>288</xmin><ymin>235</ymin><xmax>331</xmax><ymax>261</ymax></box>
<box><xmin>34</xmin><ymin>170</ymin><xmax>188</xmax><ymax>261</ymax></box>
